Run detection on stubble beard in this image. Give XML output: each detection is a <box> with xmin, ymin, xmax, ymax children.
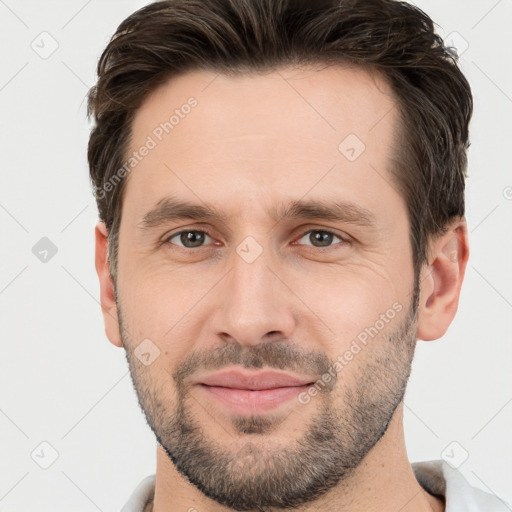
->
<box><xmin>119</xmin><ymin>282</ymin><xmax>419</xmax><ymax>511</ymax></box>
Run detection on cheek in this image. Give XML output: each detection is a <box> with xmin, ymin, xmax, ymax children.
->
<box><xmin>295</xmin><ymin>267</ymin><xmax>410</xmax><ymax>372</ymax></box>
<box><xmin>118</xmin><ymin>268</ymin><xmax>212</xmax><ymax>361</ymax></box>
<box><xmin>300</xmin><ymin>262</ymin><xmax>402</xmax><ymax>327</ymax></box>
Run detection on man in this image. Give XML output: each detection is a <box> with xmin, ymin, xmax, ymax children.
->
<box><xmin>87</xmin><ymin>0</ymin><xmax>507</xmax><ymax>511</ymax></box>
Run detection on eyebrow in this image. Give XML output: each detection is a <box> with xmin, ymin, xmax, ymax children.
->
<box><xmin>139</xmin><ymin>195</ymin><xmax>378</xmax><ymax>231</ymax></box>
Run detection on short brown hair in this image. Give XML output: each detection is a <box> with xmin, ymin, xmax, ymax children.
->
<box><xmin>87</xmin><ymin>0</ymin><xmax>473</xmax><ymax>283</ymax></box>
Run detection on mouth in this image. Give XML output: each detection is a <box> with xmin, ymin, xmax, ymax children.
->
<box><xmin>198</xmin><ymin>383</ymin><xmax>314</xmax><ymax>413</ymax></box>
<box><xmin>194</xmin><ymin>369</ymin><xmax>316</xmax><ymax>414</ymax></box>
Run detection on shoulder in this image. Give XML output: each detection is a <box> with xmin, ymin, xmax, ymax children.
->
<box><xmin>120</xmin><ymin>474</ymin><xmax>156</xmax><ymax>512</ymax></box>
<box><xmin>412</xmin><ymin>460</ymin><xmax>510</xmax><ymax>512</ymax></box>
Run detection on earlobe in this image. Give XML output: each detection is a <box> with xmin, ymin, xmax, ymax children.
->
<box><xmin>95</xmin><ymin>222</ymin><xmax>123</xmax><ymax>348</ymax></box>
<box><xmin>416</xmin><ymin>218</ymin><xmax>469</xmax><ymax>341</ymax></box>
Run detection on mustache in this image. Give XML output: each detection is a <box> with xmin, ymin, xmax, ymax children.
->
<box><xmin>172</xmin><ymin>339</ymin><xmax>333</xmax><ymax>389</ymax></box>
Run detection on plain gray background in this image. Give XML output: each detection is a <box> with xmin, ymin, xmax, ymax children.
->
<box><xmin>0</xmin><ymin>0</ymin><xmax>511</xmax><ymax>510</ymax></box>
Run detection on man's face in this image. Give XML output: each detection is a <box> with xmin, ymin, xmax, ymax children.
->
<box><xmin>114</xmin><ymin>65</ymin><xmax>419</xmax><ymax>509</ymax></box>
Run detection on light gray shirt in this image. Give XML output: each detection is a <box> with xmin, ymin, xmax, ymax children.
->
<box><xmin>121</xmin><ymin>460</ymin><xmax>510</xmax><ymax>512</ymax></box>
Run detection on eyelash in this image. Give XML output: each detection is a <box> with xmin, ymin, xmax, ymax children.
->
<box><xmin>163</xmin><ymin>228</ymin><xmax>350</xmax><ymax>251</ymax></box>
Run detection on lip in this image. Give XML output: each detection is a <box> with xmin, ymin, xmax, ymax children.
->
<box><xmin>194</xmin><ymin>369</ymin><xmax>316</xmax><ymax>414</ymax></box>
<box><xmin>197</xmin><ymin>369</ymin><xmax>315</xmax><ymax>390</ymax></box>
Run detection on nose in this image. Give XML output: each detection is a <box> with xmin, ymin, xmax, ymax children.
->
<box><xmin>209</xmin><ymin>247</ymin><xmax>297</xmax><ymax>347</ymax></box>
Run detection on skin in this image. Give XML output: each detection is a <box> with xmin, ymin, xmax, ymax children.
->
<box><xmin>95</xmin><ymin>65</ymin><xmax>469</xmax><ymax>512</ymax></box>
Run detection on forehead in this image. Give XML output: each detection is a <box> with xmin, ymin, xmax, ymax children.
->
<box><xmin>123</xmin><ymin>64</ymin><xmax>403</xmax><ymax>227</ymax></box>
<box><xmin>132</xmin><ymin>64</ymin><xmax>397</xmax><ymax>147</ymax></box>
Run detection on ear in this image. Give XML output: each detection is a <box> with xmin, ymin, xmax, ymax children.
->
<box><xmin>95</xmin><ymin>221</ymin><xmax>123</xmax><ymax>348</ymax></box>
<box><xmin>416</xmin><ymin>217</ymin><xmax>469</xmax><ymax>341</ymax></box>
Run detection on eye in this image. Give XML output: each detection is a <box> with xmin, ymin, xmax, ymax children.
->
<box><xmin>294</xmin><ymin>229</ymin><xmax>348</xmax><ymax>249</ymax></box>
<box><xmin>164</xmin><ymin>230</ymin><xmax>213</xmax><ymax>249</ymax></box>
<box><xmin>163</xmin><ymin>228</ymin><xmax>349</xmax><ymax>251</ymax></box>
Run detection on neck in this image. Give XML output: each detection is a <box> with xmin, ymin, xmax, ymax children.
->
<box><xmin>148</xmin><ymin>403</ymin><xmax>444</xmax><ymax>512</ymax></box>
